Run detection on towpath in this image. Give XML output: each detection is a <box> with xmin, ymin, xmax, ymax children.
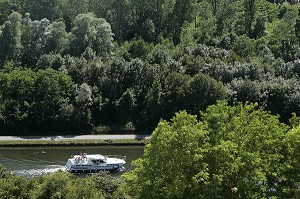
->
<box><xmin>0</xmin><ymin>134</ymin><xmax>150</xmax><ymax>141</ymax></box>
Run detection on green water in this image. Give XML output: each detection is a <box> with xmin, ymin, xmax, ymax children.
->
<box><xmin>0</xmin><ymin>146</ymin><xmax>144</xmax><ymax>178</ymax></box>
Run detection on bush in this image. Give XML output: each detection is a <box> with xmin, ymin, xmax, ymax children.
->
<box><xmin>92</xmin><ymin>125</ymin><xmax>111</xmax><ymax>134</ymax></box>
<box><xmin>121</xmin><ymin>122</ymin><xmax>136</xmax><ymax>132</ymax></box>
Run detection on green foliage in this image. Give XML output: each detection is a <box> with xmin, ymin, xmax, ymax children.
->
<box><xmin>70</xmin><ymin>13</ymin><xmax>114</xmax><ymax>57</ymax></box>
<box><xmin>123</xmin><ymin>102</ymin><xmax>296</xmax><ymax>198</ymax></box>
<box><xmin>93</xmin><ymin>125</ymin><xmax>111</xmax><ymax>134</ymax></box>
<box><xmin>1</xmin><ymin>1</ymin><xmax>300</xmax><ymax>134</ymax></box>
<box><xmin>0</xmin><ymin>12</ymin><xmax>22</xmax><ymax>66</ymax></box>
<box><xmin>123</xmin><ymin>111</ymin><xmax>209</xmax><ymax>199</ymax></box>
<box><xmin>233</xmin><ymin>34</ymin><xmax>255</xmax><ymax>58</ymax></box>
<box><xmin>0</xmin><ymin>175</ymin><xmax>28</xmax><ymax>199</ymax></box>
<box><xmin>0</xmin><ymin>68</ymin><xmax>74</xmax><ymax>134</ymax></box>
<box><xmin>0</xmin><ymin>167</ymin><xmax>129</xmax><ymax>199</ymax></box>
<box><xmin>283</xmin><ymin>125</ymin><xmax>300</xmax><ymax>198</ymax></box>
<box><xmin>187</xmin><ymin>73</ymin><xmax>227</xmax><ymax>113</ymax></box>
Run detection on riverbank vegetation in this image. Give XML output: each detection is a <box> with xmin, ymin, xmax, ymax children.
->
<box><xmin>0</xmin><ymin>167</ymin><xmax>127</xmax><ymax>199</ymax></box>
<box><xmin>1</xmin><ymin>101</ymin><xmax>300</xmax><ymax>198</ymax></box>
<box><xmin>1</xmin><ymin>0</ymin><xmax>300</xmax><ymax>135</ymax></box>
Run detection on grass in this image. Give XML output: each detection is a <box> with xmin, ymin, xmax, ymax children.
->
<box><xmin>0</xmin><ymin>139</ymin><xmax>149</xmax><ymax>147</ymax></box>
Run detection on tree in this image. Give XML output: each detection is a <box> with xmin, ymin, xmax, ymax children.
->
<box><xmin>0</xmin><ymin>1</ymin><xmax>18</xmax><ymax>24</ymax></box>
<box><xmin>162</xmin><ymin>72</ymin><xmax>190</xmax><ymax>119</ymax></box>
<box><xmin>21</xmin><ymin>18</ymin><xmax>52</xmax><ymax>67</ymax></box>
<box><xmin>30</xmin><ymin>171</ymin><xmax>104</xmax><ymax>199</ymax></box>
<box><xmin>180</xmin><ymin>1</ymin><xmax>216</xmax><ymax>46</ymax></box>
<box><xmin>145</xmin><ymin>80</ymin><xmax>163</xmax><ymax>125</ymax></box>
<box><xmin>0</xmin><ymin>174</ymin><xmax>28</xmax><ymax>199</ymax></box>
<box><xmin>244</xmin><ymin>0</ymin><xmax>256</xmax><ymax>37</ymax></box>
<box><xmin>0</xmin><ymin>68</ymin><xmax>74</xmax><ymax>134</ymax></box>
<box><xmin>18</xmin><ymin>0</ymin><xmax>61</xmax><ymax>21</ymax></box>
<box><xmin>283</xmin><ymin>125</ymin><xmax>300</xmax><ymax>199</ymax></box>
<box><xmin>208</xmin><ymin>0</ymin><xmax>238</xmax><ymax>36</ymax></box>
<box><xmin>107</xmin><ymin>0</ymin><xmax>133</xmax><ymax>42</ymax></box>
<box><xmin>0</xmin><ymin>12</ymin><xmax>22</xmax><ymax>66</ymax></box>
<box><xmin>44</xmin><ymin>20</ymin><xmax>69</xmax><ymax>54</ymax></box>
<box><xmin>172</xmin><ymin>0</ymin><xmax>197</xmax><ymax>44</ymax></box>
<box><xmin>123</xmin><ymin>101</ymin><xmax>292</xmax><ymax>198</ymax></box>
<box><xmin>201</xmin><ymin>101</ymin><xmax>288</xmax><ymax>198</ymax></box>
<box><xmin>187</xmin><ymin>73</ymin><xmax>227</xmax><ymax>114</ymax></box>
<box><xmin>123</xmin><ymin>111</ymin><xmax>209</xmax><ymax>199</ymax></box>
<box><xmin>252</xmin><ymin>14</ymin><xmax>266</xmax><ymax>38</ymax></box>
<box><xmin>70</xmin><ymin>13</ymin><xmax>114</xmax><ymax>57</ymax></box>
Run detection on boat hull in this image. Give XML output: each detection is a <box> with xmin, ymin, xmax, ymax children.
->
<box><xmin>66</xmin><ymin>167</ymin><xmax>123</xmax><ymax>173</ymax></box>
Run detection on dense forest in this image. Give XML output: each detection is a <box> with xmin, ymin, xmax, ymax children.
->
<box><xmin>1</xmin><ymin>0</ymin><xmax>300</xmax><ymax>134</ymax></box>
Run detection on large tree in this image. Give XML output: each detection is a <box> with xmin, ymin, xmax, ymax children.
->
<box><xmin>123</xmin><ymin>101</ymin><xmax>296</xmax><ymax>198</ymax></box>
<box><xmin>70</xmin><ymin>13</ymin><xmax>114</xmax><ymax>57</ymax></box>
<box><xmin>0</xmin><ymin>12</ymin><xmax>22</xmax><ymax>66</ymax></box>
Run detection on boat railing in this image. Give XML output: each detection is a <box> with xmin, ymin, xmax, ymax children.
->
<box><xmin>105</xmin><ymin>155</ymin><xmax>126</xmax><ymax>160</ymax></box>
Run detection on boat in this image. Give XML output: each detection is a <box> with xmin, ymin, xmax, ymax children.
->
<box><xmin>65</xmin><ymin>153</ymin><xmax>126</xmax><ymax>173</ymax></box>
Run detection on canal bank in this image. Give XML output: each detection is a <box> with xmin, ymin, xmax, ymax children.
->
<box><xmin>0</xmin><ymin>135</ymin><xmax>150</xmax><ymax>147</ymax></box>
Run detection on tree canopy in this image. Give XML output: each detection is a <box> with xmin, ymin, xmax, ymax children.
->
<box><xmin>123</xmin><ymin>101</ymin><xmax>299</xmax><ymax>198</ymax></box>
<box><xmin>0</xmin><ymin>1</ymin><xmax>300</xmax><ymax>135</ymax></box>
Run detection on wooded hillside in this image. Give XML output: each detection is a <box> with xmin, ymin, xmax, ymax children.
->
<box><xmin>1</xmin><ymin>0</ymin><xmax>300</xmax><ymax>134</ymax></box>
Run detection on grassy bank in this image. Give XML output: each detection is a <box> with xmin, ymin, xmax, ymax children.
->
<box><xmin>0</xmin><ymin>139</ymin><xmax>149</xmax><ymax>147</ymax></box>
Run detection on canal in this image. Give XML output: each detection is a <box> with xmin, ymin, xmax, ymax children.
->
<box><xmin>0</xmin><ymin>146</ymin><xmax>144</xmax><ymax>178</ymax></box>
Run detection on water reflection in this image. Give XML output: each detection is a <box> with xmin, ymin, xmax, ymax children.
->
<box><xmin>0</xmin><ymin>146</ymin><xmax>144</xmax><ymax>178</ymax></box>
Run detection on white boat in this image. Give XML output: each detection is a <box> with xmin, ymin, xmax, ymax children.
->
<box><xmin>65</xmin><ymin>153</ymin><xmax>126</xmax><ymax>173</ymax></box>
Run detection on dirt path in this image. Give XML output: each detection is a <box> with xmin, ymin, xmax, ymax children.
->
<box><xmin>0</xmin><ymin>134</ymin><xmax>150</xmax><ymax>141</ymax></box>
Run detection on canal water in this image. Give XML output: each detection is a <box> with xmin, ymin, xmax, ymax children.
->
<box><xmin>0</xmin><ymin>146</ymin><xmax>144</xmax><ymax>178</ymax></box>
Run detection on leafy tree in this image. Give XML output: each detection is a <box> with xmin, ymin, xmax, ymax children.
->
<box><xmin>18</xmin><ymin>0</ymin><xmax>61</xmax><ymax>21</ymax></box>
<box><xmin>72</xmin><ymin>83</ymin><xmax>93</xmax><ymax>131</ymax></box>
<box><xmin>70</xmin><ymin>13</ymin><xmax>114</xmax><ymax>57</ymax></box>
<box><xmin>162</xmin><ymin>72</ymin><xmax>190</xmax><ymax>119</ymax></box>
<box><xmin>0</xmin><ymin>165</ymin><xmax>10</xmax><ymax>178</ymax></box>
<box><xmin>44</xmin><ymin>20</ymin><xmax>69</xmax><ymax>54</ymax></box>
<box><xmin>21</xmin><ymin>18</ymin><xmax>52</xmax><ymax>67</ymax></box>
<box><xmin>208</xmin><ymin>0</ymin><xmax>239</xmax><ymax>36</ymax></box>
<box><xmin>36</xmin><ymin>53</ymin><xmax>65</xmax><ymax>70</ymax></box>
<box><xmin>283</xmin><ymin>125</ymin><xmax>300</xmax><ymax>198</ymax></box>
<box><xmin>30</xmin><ymin>171</ymin><xmax>103</xmax><ymax>199</ymax></box>
<box><xmin>228</xmin><ymin>79</ymin><xmax>261</xmax><ymax>104</ymax></box>
<box><xmin>32</xmin><ymin>69</ymin><xmax>74</xmax><ymax>132</ymax></box>
<box><xmin>123</xmin><ymin>111</ymin><xmax>209</xmax><ymax>199</ymax></box>
<box><xmin>0</xmin><ymin>0</ymin><xmax>19</xmax><ymax>24</ymax></box>
<box><xmin>0</xmin><ymin>68</ymin><xmax>74</xmax><ymax>134</ymax></box>
<box><xmin>268</xmin><ymin>5</ymin><xmax>298</xmax><ymax>61</ymax></box>
<box><xmin>105</xmin><ymin>0</ymin><xmax>132</xmax><ymax>42</ymax></box>
<box><xmin>91</xmin><ymin>172</ymin><xmax>125</xmax><ymax>199</ymax></box>
<box><xmin>244</xmin><ymin>0</ymin><xmax>256</xmax><ymax>37</ymax></box>
<box><xmin>0</xmin><ymin>12</ymin><xmax>22</xmax><ymax>66</ymax></box>
<box><xmin>124</xmin><ymin>101</ymin><xmax>292</xmax><ymax>198</ymax></box>
<box><xmin>252</xmin><ymin>14</ymin><xmax>266</xmax><ymax>39</ymax></box>
<box><xmin>65</xmin><ymin>176</ymin><xmax>104</xmax><ymax>199</ymax></box>
<box><xmin>232</xmin><ymin>34</ymin><xmax>255</xmax><ymax>58</ymax></box>
<box><xmin>172</xmin><ymin>0</ymin><xmax>197</xmax><ymax>44</ymax></box>
<box><xmin>180</xmin><ymin>1</ymin><xmax>215</xmax><ymax>46</ymax></box>
<box><xmin>145</xmin><ymin>80</ymin><xmax>163</xmax><ymax>125</ymax></box>
<box><xmin>187</xmin><ymin>73</ymin><xmax>227</xmax><ymax>114</ymax></box>
<box><xmin>0</xmin><ymin>175</ymin><xmax>28</xmax><ymax>199</ymax></box>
